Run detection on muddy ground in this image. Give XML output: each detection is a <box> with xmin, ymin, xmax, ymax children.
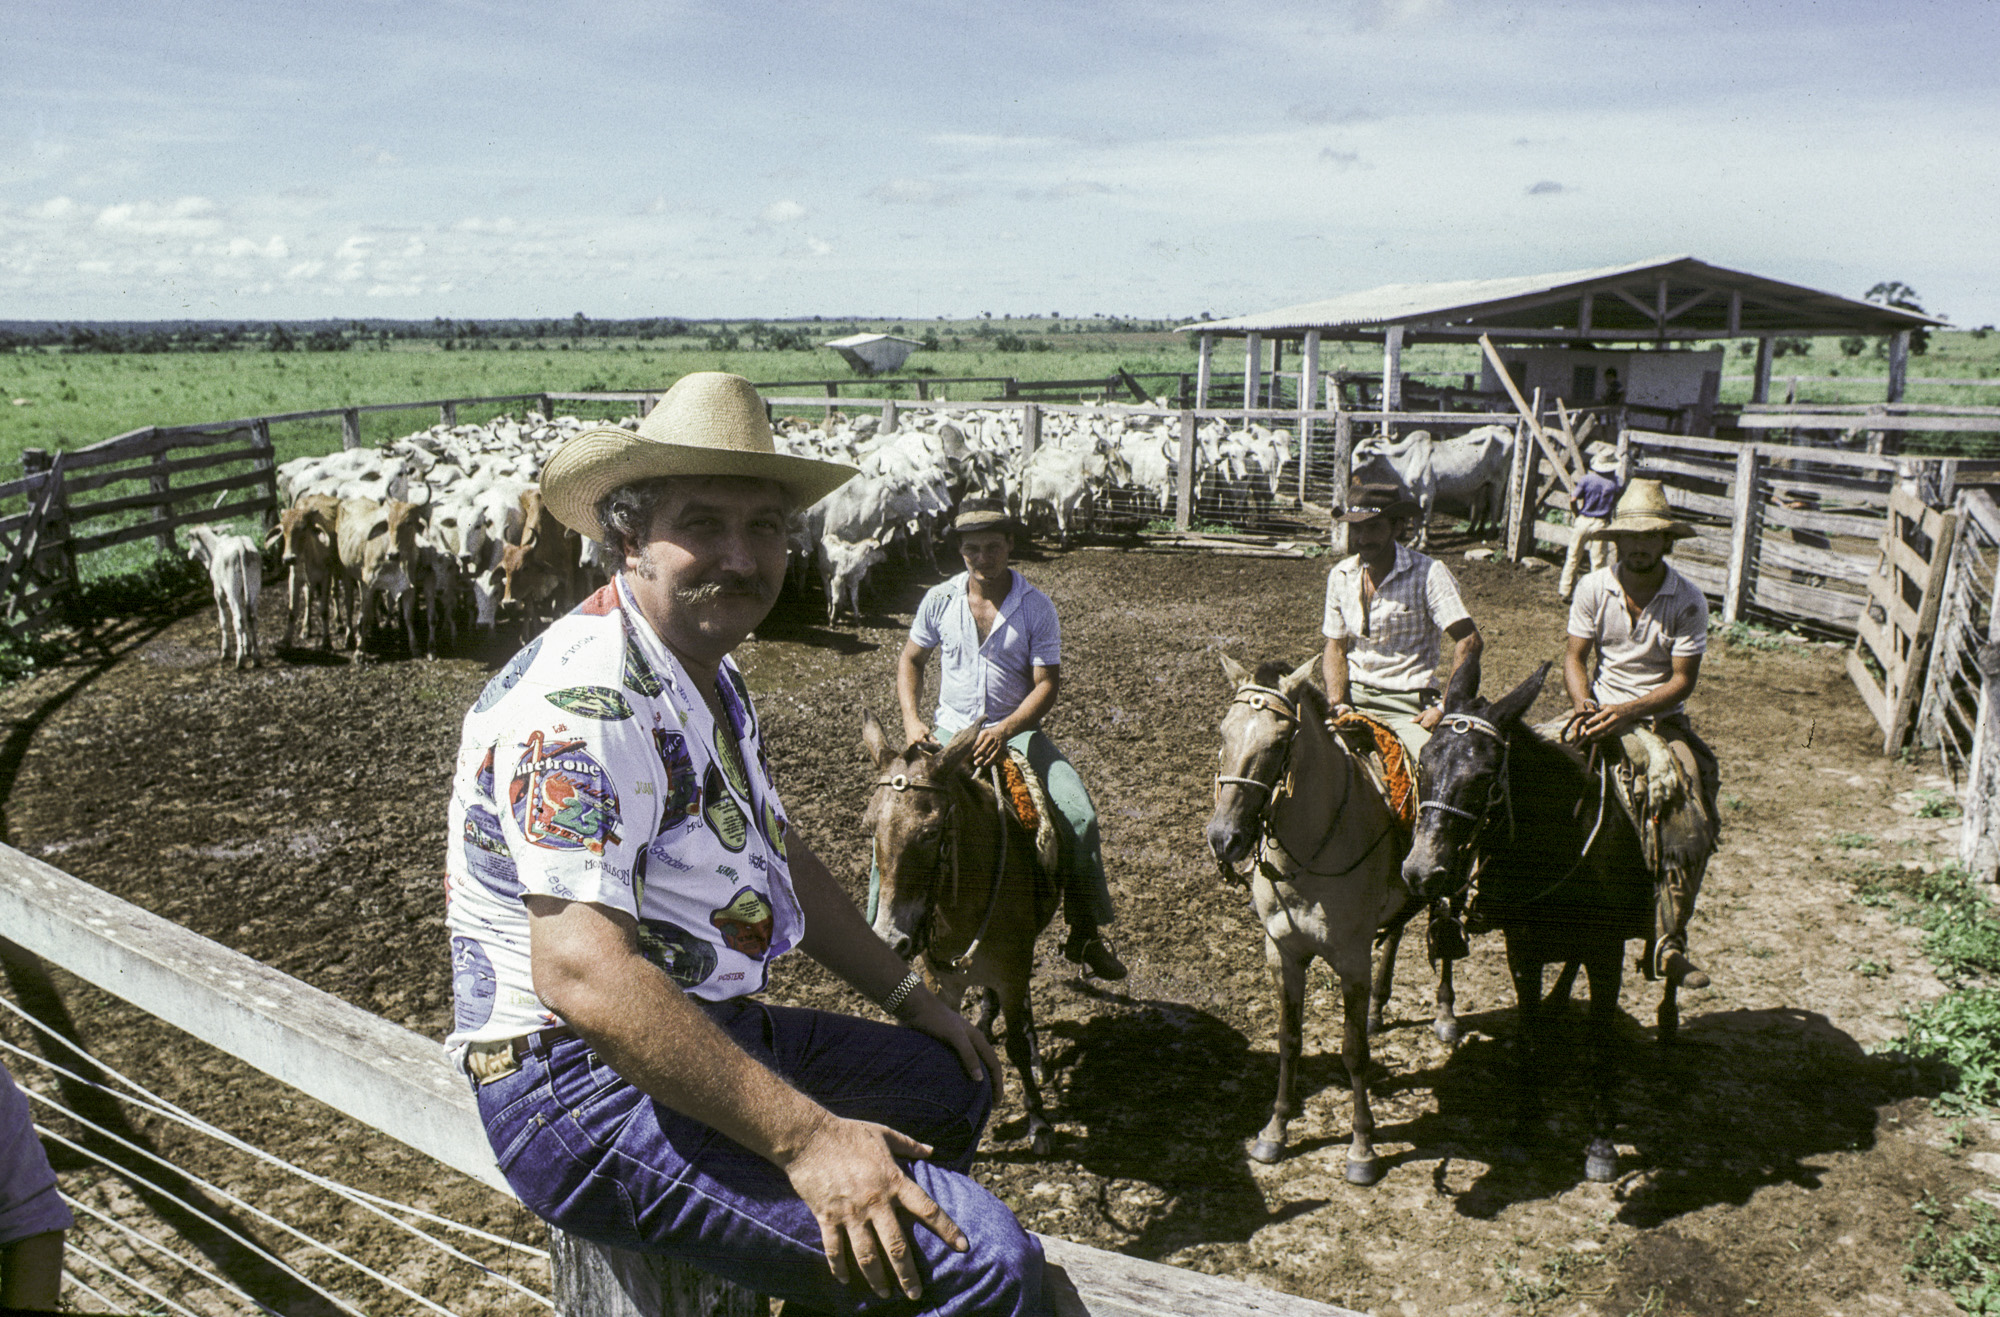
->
<box><xmin>0</xmin><ymin>531</ymin><xmax>1985</xmax><ymax>1316</ymax></box>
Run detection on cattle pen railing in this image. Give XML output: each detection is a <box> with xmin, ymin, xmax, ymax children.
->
<box><xmin>0</xmin><ymin>845</ymin><xmax>1353</xmax><ymax>1317</ymax></box>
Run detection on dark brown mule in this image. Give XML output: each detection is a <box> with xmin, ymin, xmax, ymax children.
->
<box><xmin>1402</xmin><ymin>662</ymin><xmax>1662</xmax><ymax>1183</ymax></box>
<box><xmin>1205</xmin><ymin>656</ymin><xmax>1440</xmax><ymax>1181</ymax></box>
<box><xmin>861</xmin><ymin>712</ymin><xmax>1062</xmax><ymax>1153</ymax></box>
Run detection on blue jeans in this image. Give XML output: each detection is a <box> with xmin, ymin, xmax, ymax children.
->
<box><xmin>475</xmin><ymin>997</ymin><xmax>1047</xmax><ymax>1316</ymax></box>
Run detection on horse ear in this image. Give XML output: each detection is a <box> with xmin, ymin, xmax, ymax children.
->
<box><xmin>860</xmin><ymin>711</ymin><xmax>895</xmax><ymax>768</ymax></box>
<box><xmin>1443</xmin><ymin>657</ymin><xmax>1480</xmax><ymax>712</ymax></box>
<box><xmin>1220</xmin><ymin>654</ymin><xmax>1251</xmax><ymax>688</ymax></box>
<box><xmin>933</xmin><ymin>723</ymin><xmax>983</xmax><ymax>777</ymax></box>
<box><xmin>1488</xmin><ymin>661</ymin><xmax>1551</xmax><ymax>726</ymax></box>
<box><xmin>1280</xmin><ymin>655</ymin><xmax>1317</xmax><ymax>697</ymax></box>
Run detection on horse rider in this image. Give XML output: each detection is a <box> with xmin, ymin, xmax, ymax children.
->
<box><xmin>444</xmin><ymin>374</ymin><xmax>1048</xmax><ymax>1317</ymax></box>
<box><xmin>1322</xmin><ymin>480</ymin><xmax>1485</xmax><ymax>767</ymax></box>
<box><xmin>1559</xmin><ymin>446</ymin><xmax>1624</xmax><ymax>602</ymax></box>
<box><xmin>1563</xmin><ymin>477</ymin><xmax>1721</xmax><ymax>991</ymax></box>
<box><xmin>894</xmin><ymin>499</ymin><xmax>1127</xmax><ymax>982</ymax></box>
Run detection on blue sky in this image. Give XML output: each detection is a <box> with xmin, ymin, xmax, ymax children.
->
<box><xmin>4</xmin><ymin>0</ymin><xmax>1996</xmax><ymax>324</ymax></box>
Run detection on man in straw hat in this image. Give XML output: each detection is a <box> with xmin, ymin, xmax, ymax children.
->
<box><xmin>1557</xmin><ymin>445</ymin><xmax>1625</xmax><ymax>602</ymax></box>
<box><xmin>1563</xmin><ymin>477</ymin><xmax>1722</xmax><ymax>991</ymax></box>
<box><xmin>444</xmin><ymin>374</ymin><xmax>1048</xmax><ymax>1316</ymax></box>
<box><xmin>1322</xmin><ymin>480</ymin><xmax>1485</xmax><ymax>765</ymax></box>
<box><xmin>894</xmin><ymin>498</ymin><xmax>1126</xmax><ymax>980</ymax></box>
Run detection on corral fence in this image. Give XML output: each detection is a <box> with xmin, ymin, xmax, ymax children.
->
<box><xmin>0</xmin><ymin>393</ymin><xmax>550</xmax><ymax>637</ymax></box>
<box><xmin>0</xmin><ymin>844</ymin><xmax>1353</xmax><ymax>1317</ymax></box>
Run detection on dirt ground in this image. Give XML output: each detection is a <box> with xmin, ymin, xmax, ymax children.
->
<box><xmin>0</xmin><ymin>530</ymin><xmax>1986</xmax><ymax>1316</ymax></box>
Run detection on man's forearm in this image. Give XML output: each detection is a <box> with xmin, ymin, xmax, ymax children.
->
<box><xmin>896</xmin><ymin>655</ymin><xmax>927</xmax><ymax>732</ymax></box>
<box><xmin>1322</xmin><ymin>642</ymin><xmax>1351</xmax><ymax>706</ymax></box>
<box><xmin>1563</xmin><ymin>644</ymin><xmax>1595</xmax><ymax>710</ymax></box>
<box><xmin>995</xmin><ymin>678</ymin><xmax>1059</xmax><ymax>736</ymax></box>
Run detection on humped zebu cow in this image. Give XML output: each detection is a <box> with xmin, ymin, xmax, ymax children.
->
<box><xmin>1351</xmin><ymin>424</ymin><xmax>1514</xmax><ymax>549</ymax></box>
<box><xmin>185</xmin><ymin>524</ymin><xmax>263</xmax><ymax>670</ymax></box>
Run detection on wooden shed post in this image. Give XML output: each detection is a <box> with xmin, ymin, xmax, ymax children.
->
<box><xmin>1021</xmin><ymin>404</ymin><xmax>1040</xmax><ymax>463</ymax></box>
<box><xmin>550</xmin><ymin>1229</ymin><xmax>764</xmax><ymax>1317</ymax></box>
<box><xmin>1504</xmin><ymin>417</ymin><xmax>1537</xmax><ymax>562</ymax></box>
<box><xmin>1301</xmin><ymin>330</ymin><xmax>1321</xmax><ymax>418</ymax></box>
<box><xmin>1243</xmin><ymin>333</ymin><xmax>1263</xmax><ymax>410</ymax></box>
<box><xmin>881</xmin><ymin>399</ymin><xmax>899</xmax><ymax>435</ymax></box>
<box><xmin>1175</xmin><ymin>411</ymin><xmax>1196</xmax><ymax>533</ymax></box>
<box><xmin>1887</xmin><ymin>330</ymin><xmax>1911</xmax><ymax>404</ymax></box>
<box><xmin>1380</xmin><ymin>325</ymin><xmax>1404</xmax><ymax>412</ymax></box>
<box><xmin>1194</xmin><ymin>334</ymin><xmax>1214</xmax><ymax>409</ymax></box>
<box><xmin>341</xmin><ymin>409</ymin><xmax>362</xmax><ymax>450</ymax></box>
<box><xmin>1751</xmin><ymin>336</ymin><xmax>1775</xmax><ymax>404</ymax></box>
<box><xmin>1722</xmin><ymin>444</ymin><xmax>1763</xmax><ymax>625</ymax></box>
<box><xmin>540</xmin><ymin>393</ymin><xmax>557</xmax><ymax>421</ymax></box>
<box><xmin>1331</xmin><ymin>411</ymin><xmax>1353</xmax><ymax>556</ymax></box>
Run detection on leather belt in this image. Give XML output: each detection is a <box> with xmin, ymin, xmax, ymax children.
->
<box><xmin>465</xmin><ymin>1024</ymin><xmax>579</xmax><ymax>1087</ymax></box>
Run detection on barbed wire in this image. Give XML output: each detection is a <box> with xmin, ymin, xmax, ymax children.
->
<box><xmin>2</xmin><ymin>993</ymin><xmax>551</xmax><ymax>1315</ymax></box>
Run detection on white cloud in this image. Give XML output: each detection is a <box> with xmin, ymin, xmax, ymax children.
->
<box><xmin>762</xmin><ymin>200</ymin><xmax>807</xmax><ymax>224</ymax></box>
<box><xmin>871</xmin><ymin>178</ymin><xmax>970</xmax><ymax>206</ymax></box>
<box><xmin>227</xmin><ymin>236</ymin><xmax>289</xmax><ymax>260</ymax></box>
<box><xmin>334</xmin><ymin>236</ymin><xmax>374</xmax><ymax>261</ymax></box>
<box><xmin>31</xmin><ymin>197</ymin><xmax>79</xmax><ymax>221</ymax></box>
<box><xmin>93</xmin><ymin>197</ymin><xmax>220</xmax><ymax>238</ymax></box>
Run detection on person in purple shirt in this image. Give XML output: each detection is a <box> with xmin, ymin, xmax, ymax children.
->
<box><xmin>0</xmin><ymin>1059</ymin><xmax>69</xmax><ymax>1312</ymax></box>
<box><xmin>895</xmin><ymin>500</ymin><xmax>1125</xmax><ymax>980</ymax></box>
<box><xmin>1560</xmin><ymin>446</ymin><xmax>1625</xmax><ymax>601</ymax></box>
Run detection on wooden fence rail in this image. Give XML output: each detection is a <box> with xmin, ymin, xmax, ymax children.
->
<box><xmin>0</xmin><ymin>846</ymin><xmax>1354</xmax><ymax>1317</ymax></box>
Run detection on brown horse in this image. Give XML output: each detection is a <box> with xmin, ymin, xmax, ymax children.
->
<box><xmin>1205</xmin><ymin>655</ymin><xmax>1431</xmax><ymax>1181</ymax></box>
<box><xmin>861</xmin><ymin>711</ymin><xmax>1061</xmax><ymax>1153</ymax></box>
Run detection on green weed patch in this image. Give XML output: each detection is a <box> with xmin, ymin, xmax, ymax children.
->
<box><xmin>1851</xmin><ymin>861</ymin><xmax>2000</xmax><ymax>984</ymax></box>
<box><xmin>1909</xmin><ymin>1194</ymin><xmax>2000</xmax><ymax>1313</ymax></box>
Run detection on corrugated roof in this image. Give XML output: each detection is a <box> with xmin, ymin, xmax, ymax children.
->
<box><xmin>1180</xmin><ymin>255</ymin><xmax>1944</xmax><ymax>340</ymax></box>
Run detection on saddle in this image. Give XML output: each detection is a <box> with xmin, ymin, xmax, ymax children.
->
<box><xmin>998</xmin><ymin>751</ymin><xmax>1062</xmax><ymax>873</ymax></box>
<box><xmin>1330</xmin><ymin>711</ymin><xmax>1417</xmax><ymax>831</ymax></box>
<box><xmin>1531</xmin><ymin>718</ymin><xmax>1718</xmax><ymax>879</ymax></box>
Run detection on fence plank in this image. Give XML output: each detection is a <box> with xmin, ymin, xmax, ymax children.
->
<box><xmin>67</xmin><ymin>469</ymin><xmax>274</xmax><ymax>522</ymax></box>
<box><xmin>1756</xmin><ymin>534</ymin><xmax>1874</xmax><ymax>580</ymax></box>
<box><xmin>1738</xmin><ymin>413</ymin><xmax>2000</xmax><ymax>433</ymax></box>
<box><xmin>61</xmin><ymin>443</ymin><xmax>265</xmax><ymax>496</ymax></box>
<box><xmin>1752</xmin><ymin>575</ymin><xmax>1866</xmax><ymax>624</ymax></box>
<box><xmin>70</xmin><ymin>495</ymin><xmax>274</xmax><ymax>555</ymax></box>
<box><xmin>1761</xmin><ymin>501</ymin><xmax>1889</xmax><ymax>541</ymax></box>
<box><xmin>1629</xmin><ymin>429</ymin><xmax>1906</xmax><ymax>471</ymax></box>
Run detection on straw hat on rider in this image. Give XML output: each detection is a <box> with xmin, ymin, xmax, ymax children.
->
<box><xmin>1587</xmin><ymin>446</ymin><xmax>1622</xmax><ymax>476</ymax></box>
<box><xmin>1584</xmin><ymin>478</ymin><xmax>1696</xmax><ymax>542</ymax></box>
<box><xmin>1339</xmin><ymin>480</ymin><xmax>1421</xmax><ymax>524</ymax></box>
<box><xmin>539</xmin><ymin>372</ymin><xmax>858</xmax><ymax>540</ymax></box>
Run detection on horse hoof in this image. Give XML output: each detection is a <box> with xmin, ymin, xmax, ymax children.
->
<box><xmin>1585</xmin><ymin>1140</ymin><xmax>1617</xmax><ymax>1182</ymax></box>
<box><xmin>1248</xmin><ymin>1138</ymin><xmax>1284</xmax><ymax>1165</ymax></box>
<box><xmin>1344</xmin><ymin>1157</ymin><xmax>1384</xmax><ymax>1186</ymax></box>
<box><xmin>1434</xmin><ymin>1017</ymin><xmax>1461</xmax><ymax>1046</ymax></box>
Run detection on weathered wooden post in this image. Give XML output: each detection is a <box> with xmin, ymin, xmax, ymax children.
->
<box><xmin>540</xmin><ymin>394</ymin><xmax>557</xmax><ymax>422</ymax></box>
<box><xmin>251</xmin><ymin>420</ymin><xmax>279</xmax><ymax>532</ymax></box>
<box><xmin>1721</xmin><ymin>443</ymin><xmax>1763</xmax><ymax>624</ymax></box>
<box><xmin>18</xmin><ymin>448</ymin><xmax>77</xmax><ymax>600</ymax></box>
<box><xmin>341</xmin><ymin>409</ymin><xmax>362</xmax><ymax>450</ymax></box>
<box><xmin>1243</xmin><ymin>333</ymin><xmax>1263</xmax><ymax>411</ymax></box>
<box><xmin>1330</xmin><ymin>412</ymin><xmax>1354</xmax><ymax>556</ymax></box>
<box><xmin>1887</xmin><ymin>330</ymin><xmax>1911</xmax><ymax>404</ymax></box>
<box><xmin>1194</xmin><ymin>334</ymin><xmax>1213</xmax><ymax>409</ymax></box>
<box><xmin>150</xmin><ymin>434</ymin><xmax>175</xmax><ymax>554</ymax></box>
<box><xmin>1175</xmin><ymin>411</ymin><xmax>1196</xmax><ymax>533</ymax></box>
<box><xmin>881</xmin><ymin>399</ymin><xmax>899</xmax><ymax>435</ymax></box>
<box><xmin>549</xmin><ymin>1230</ymin><xmax>763</xmax><ymax>1317</ymax></box>
<box><xmin>440</xmin><ymin>401</ymin><xmax>459</xmax><ymax>426</ymax></box>
<box><xmin>1751</xmin><ymin>336</ymin><xmax>1775</xmax><ymax>404</ymax></box>
<box><xmin>1022</xmin><ymin>404</ymin><xmax>1041</xmax><ymax>463</ymax></box>
<box><xmin>1504</xmin><ymin>418</ymin><xmax>1538</xmax><ymax>563</ymax></box>
<box><xmin>1966</xmin><ymin>638</ymin><xmax>2000</xmax><ymax>885</ymax></box>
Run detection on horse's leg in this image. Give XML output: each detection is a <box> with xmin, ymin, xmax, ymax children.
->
<box><xmin>1368</xmin><ymin>919</ymin><xmax>1403</xmax><ymax>1037</ymax></box>
<box><xmin>1547</xmin><ymin>959</ymin><xmax>1581</xmax><ymax>1011</ymax></box>
<box><xmin>1249</xmin><ymin>939</ymin><xmax>1307</xmax><ymax>1164</ymax></box>
<box><xmin>1582</xmin><ymin>943</ymin><xmax>1624</xmax><ymax>1182</ymax></box>
<box><xmin>972</xmin><ymin>986</ymin><xmax>1001</xmax><ymax>1043</ymax></box>
<box><xmin>1429</xmin><ymin>896</ymin><xmax>1466</xmax><ymax>1045</ymax></box>
<box><xmin>1340</xmin><ymin>972</ymin><xmax>1384</xmax><ymax>1185</ymax></box>
<box><xmin>1434</xmin><ymin>952</ymin><xmax>1460</xmax><ymax>1046</ymax></box>
<box><xmin>1657</xmin><ymin>976</ymin><xmax>1681</xmax><ymax>1045</ymax></box>
<box><xmin>1503</xmin><ymin>932</ymin><xmax>1544</xmax><ymax>1161</ymax></box>
<box><xmin>998</xmin><ymin>987</ymin><xmax>1053</xmax><ymax>1156</ymax></box>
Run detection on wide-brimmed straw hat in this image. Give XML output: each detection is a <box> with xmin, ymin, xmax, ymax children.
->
<box><xmin>1587</xmin><ymin>447</ymin><xmax>1622</xmax><ymax>475</ymax></box>
<box><xmin>539</xmin><ymin>373</ymin><xmax>857</xmax><ymax>539</ymax></box>
<box><xmin>945</xmin><ymin>498</ymin><xmax>1028</xmax><ymax>541</ymax></box>
<box><xmin>1339</xmin><ymin>481</ymin><xmax>1420</xmax><ymax>523</ymax></box>
<box><xmin>1584</xmin><ymin>478</ymin><xmax>1696</xmax><ymax>541</ymax></box>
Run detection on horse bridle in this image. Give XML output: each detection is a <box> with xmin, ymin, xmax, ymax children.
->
<box><xmin>1214</xmin><ymin>682</ymin><xmax>1395</xmax><ymax>891</ymax></box>
<box><xmin>873</xmin><ymin>763</ymin><xmax>1010</xmax><ymax>972</ymax></box>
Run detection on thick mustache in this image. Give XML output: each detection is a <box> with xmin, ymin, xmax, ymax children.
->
<box><xmin>674</xmin><ymin>578</ymin><xmax>772</xmax><ymax>605</ymax></box>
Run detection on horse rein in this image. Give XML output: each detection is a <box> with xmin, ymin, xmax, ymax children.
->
<box><xmin>1213</xmin><ymin>684</ymin><xmax>1299</xmax><ymax>798</ymax></box>
<box><xmin>874</xmin><ymin>763</ymin><xmax>1010</xmax><ymax>972</ymax></box>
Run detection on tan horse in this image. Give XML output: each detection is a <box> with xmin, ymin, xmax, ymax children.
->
<box><xmin>1205</xmin><ymin>655</ymin><xmax>1423</xmax><ymax>1181</ymax></box>
<box><xmin>861</xmin><ymin>712</ymin><xmax>1061</xmax><ymax>1154</ymax></box>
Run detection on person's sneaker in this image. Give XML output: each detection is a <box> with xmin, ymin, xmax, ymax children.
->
<box><xmin>1659</xmin><ymin>949</ymin><xmax>1710</xmax><ymax>990</ymax></box>
<box><xmin>1064</xmin><ymin>929</ymin><xmax>1128</xmax><ymax>981</ymax></box>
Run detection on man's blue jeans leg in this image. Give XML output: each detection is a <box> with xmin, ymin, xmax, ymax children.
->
<box><xmin>476</xmin><ymin>998</ymin><xmax>1047</xmax><ymax>1316</ymax></box>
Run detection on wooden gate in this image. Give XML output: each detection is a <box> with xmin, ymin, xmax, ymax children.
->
<box><xmin>1850</xmin><ymin>487</ymin><xmax>1958</xmax><ymax>752</ymax></box>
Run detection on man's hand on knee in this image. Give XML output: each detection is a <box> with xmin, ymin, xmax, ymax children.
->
<box><xmin>779</xmin><ymin>1113</ymin><xmax>969</xmax><ymax>1300</ymax></box>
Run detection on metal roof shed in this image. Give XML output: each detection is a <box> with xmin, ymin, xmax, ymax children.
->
<box><xmin>1178</xmin><ymin>254</ymin><xmax>1945</xmax><ymax>412</ymax></box>
<box><xmin>824</xmin><ymin>332</ymin><xmax>924</xmax><ymax>376</ymax></box>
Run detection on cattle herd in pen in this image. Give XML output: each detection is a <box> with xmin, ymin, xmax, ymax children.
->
<box><xmin>197</xmin><ymin>406</ymin><xmax>1308</xmax><ymax>661</ymax></box>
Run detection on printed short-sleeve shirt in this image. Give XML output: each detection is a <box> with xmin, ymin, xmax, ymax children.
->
<box><xmin>444</xmin><ymin>577</ymin><xmax>800</xmax><ymax>1070</ymax></box>
<box><xmin>1321</xmin><ymin>542</ymin><xmax>1472</xmax><ymax>692</ymax></box>
<box><xmin>910</xmin><ymin>569</ymin><xmax>1061</xmax><ymax>739</ymax></box>
<box><xmin>1567</xmin><ymin>562</ymin><xmax>1709</xmax><ymax>714</ymax></box>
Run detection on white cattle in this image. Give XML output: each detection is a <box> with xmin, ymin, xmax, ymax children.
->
<box><xmin>186</xmin><ymin>524</ymin><xmax>262</xmax><ymax>670</ymax></box>
<box><xmin>1351</xmin><ymin>424</ymin><xmax>1514</xmax><ymax>548</ymax></box>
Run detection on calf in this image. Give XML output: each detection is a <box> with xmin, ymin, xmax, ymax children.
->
<box><xmin>265</xmin><ymin>494</ymin><xmax>339</xmax><ymax>650</ymax></box>
<box><xmin>186</xmin><ymin>524</ymin><xmax>262</xmax><ymax>669</ymax></box>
